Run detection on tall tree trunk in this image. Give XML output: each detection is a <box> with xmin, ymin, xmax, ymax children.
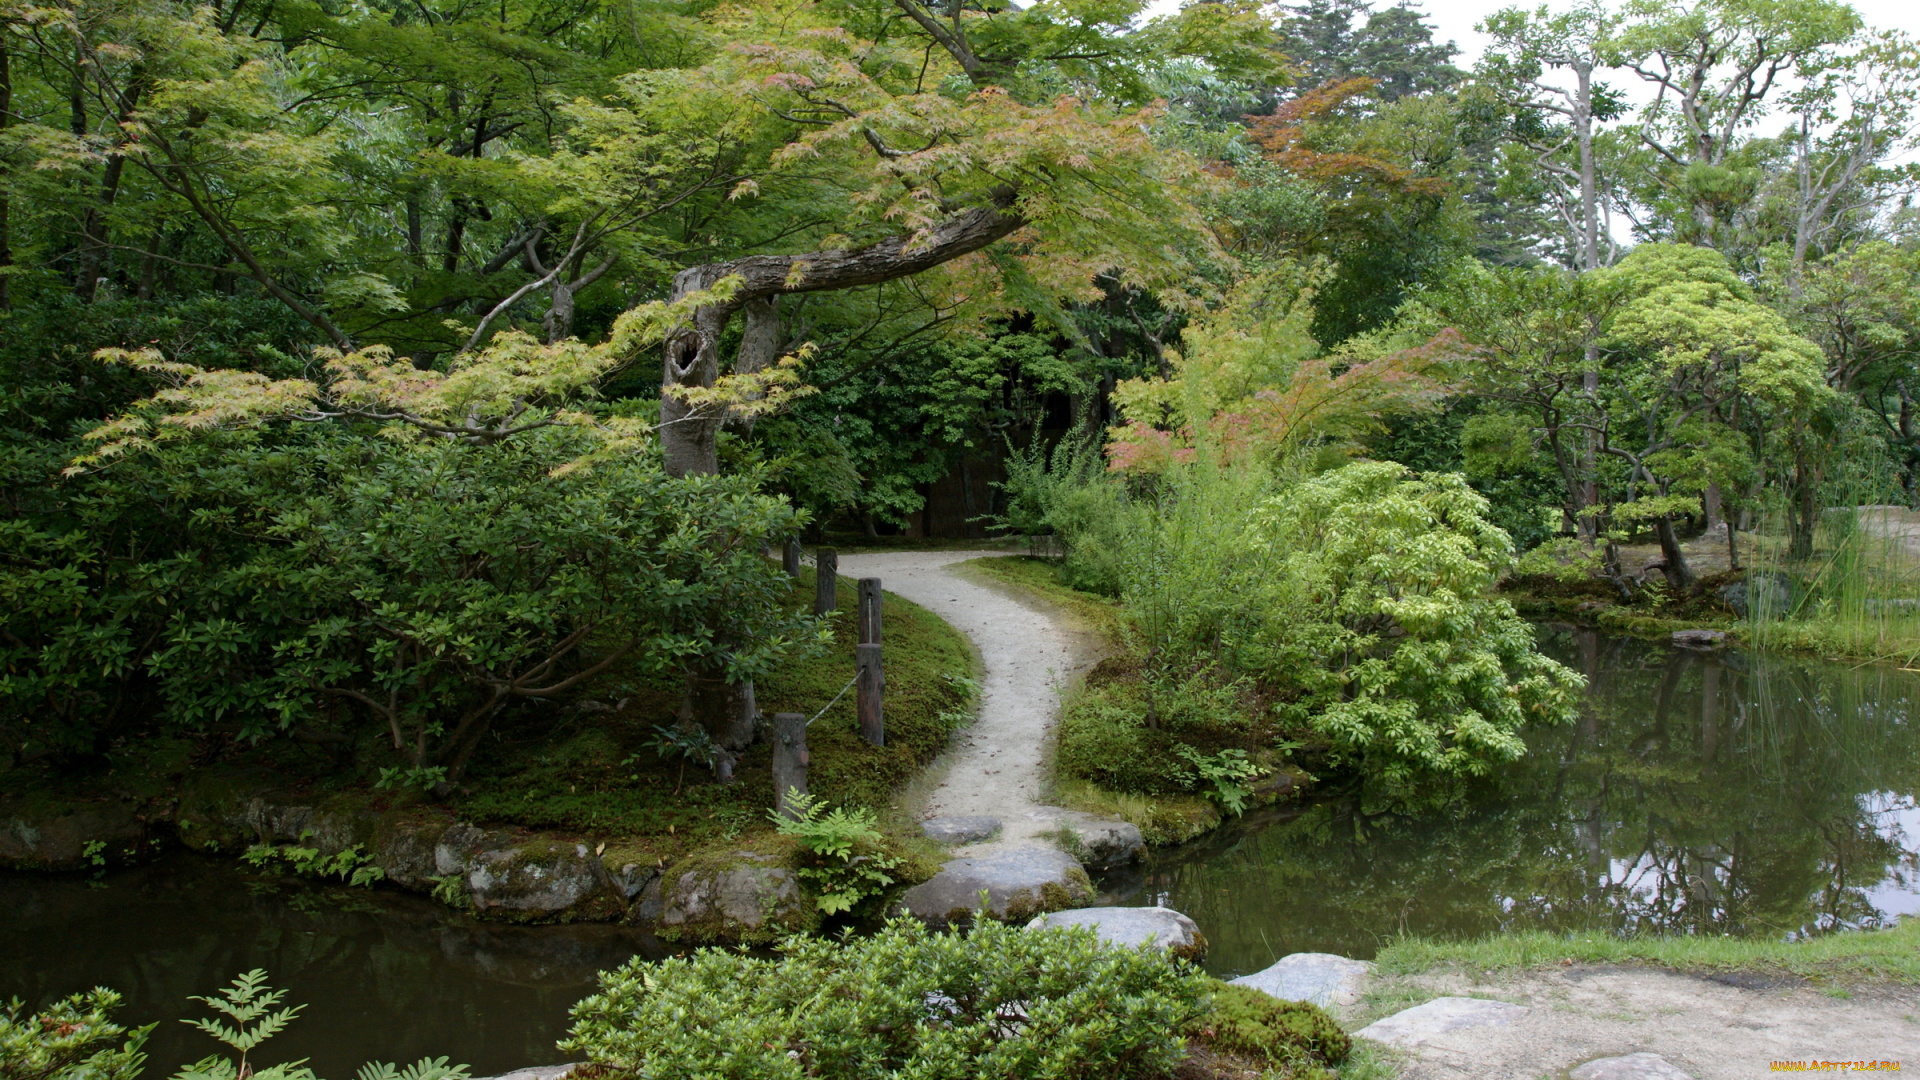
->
<box><xmin>1789</xmin><ymin>446</ymin><xmax>1820</xmax><ymax>559</ymax></box>
<box><xmin>75</xmin><ymin>70</ymin><xmax>145</xmax><ymax>302</ymax></box>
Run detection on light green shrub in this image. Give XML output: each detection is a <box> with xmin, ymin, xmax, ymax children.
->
<box><xmin>1247</xmin><ymin>463</ymin><xmax>1583</xmax><ymax>795</ymax></box>
<box><xmin>1188</xmin><ymin>980</ymin><xmax>1349</xmax><ymax>1073</ymax></box>
<box><xmin>1</xmin><ymin>990</ymin><xmax>149</xmax><ymax>1080</ymax></box>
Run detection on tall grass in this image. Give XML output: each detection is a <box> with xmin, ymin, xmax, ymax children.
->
<box><xmin>1741</xmin><ymin>456</ymin><xmax>1920</xmax><ymax>662</ymax></box>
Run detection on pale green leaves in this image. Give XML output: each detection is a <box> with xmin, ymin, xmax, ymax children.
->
<box><xmin>1597</xmin><ymin>243</ymin><xmax>1832</xmax><ymax>408</ymax></box>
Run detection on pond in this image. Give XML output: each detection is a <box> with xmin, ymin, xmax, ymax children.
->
<box><xmin>0</xmin><ymin>857</ymin><xmax>663</xmax><ymax>1079</ymax></box>
<box><xmin>6</xmin><ymin>626</ymin><xmax>1918</xmax><ymax>1071</ymax></box>
<box><xmin>1108</xmin><ymin>625</ymin><xmax>1920</xmax><ymax>977</ymax></box>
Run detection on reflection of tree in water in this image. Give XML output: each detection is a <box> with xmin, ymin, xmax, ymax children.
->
<box><xmin>1129</xmin><ymin>628</ymin><xmax>1920</xmax><ymax>972</ymax></box>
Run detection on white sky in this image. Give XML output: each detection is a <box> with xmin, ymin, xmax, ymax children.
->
<box><xmin>1143</xmin><ymin>0</ymin><xmax>1920</xmax><ymax>67</ymax></box>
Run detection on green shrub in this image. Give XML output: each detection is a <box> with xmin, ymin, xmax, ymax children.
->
<box><xmin>0</xmin><ymin>990</ymin><xmax>150</xmax><ymax>1080</ymax></box>
<box><xmin>4</xmin><ymin>427</ymin><xmax>822</xmax><ymax>782</ymax></box>
<box><xmin>1054</xmin><ymin>665</ymin><xmax>1264</xmax><ymax>808</ymax></box>
<box><xmin>1189</xmin><ymin>980</ymin><xmax>1350</xmax><ymax>1071</ymax></box>
<box><xmin>1246</xmin><ymin>463</ymin><xmax>1584</xmax><ymax>797</ymax></box>
<box><xmin>561</xmin><ymin>917</ymin><xmax>1209</xmax><ymax>1079</ymax></box>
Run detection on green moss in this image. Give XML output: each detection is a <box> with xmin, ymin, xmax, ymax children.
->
<box><xmin>1190</xmin><ymin>979</ymin><xmax>1350</xmax><ymax>1071</ymax></box>
<box><xmin>1055</xmin><ymin>779</ymin><xmax>1222</xmax><ymax>847</ymax></box>
<box><xmin>955</xmin><ymin>555</ymin><xmax>1129</xmax><ymax>645</ymax></box>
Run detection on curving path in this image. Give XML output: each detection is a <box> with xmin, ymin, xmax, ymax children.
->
<box><xmin>834</xmin><ymin>550</ymin><xmax>1099</xmax><ymax>854</ymax></box>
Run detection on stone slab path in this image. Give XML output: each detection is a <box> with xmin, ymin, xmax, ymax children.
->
<box><xmin>835</xmin><ymin>551</ymin><xmax>1100</xmax><ymax>855</ymax></box>
<box><xmin>1362</xmin><ymin>966</ymin><xmax>1920</xmax><ymax>1079</ymax></box>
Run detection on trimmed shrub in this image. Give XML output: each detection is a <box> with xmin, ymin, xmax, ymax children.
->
<box><xmin>561</xmin><ymin>917</ymin><xmax>1209</xmax><ymax>1079</ymax></box>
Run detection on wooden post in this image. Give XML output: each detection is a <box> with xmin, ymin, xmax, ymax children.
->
<box><xmin>857</xmin><ymin>577</ymin><xmax>882</xmax><ymax>645</ymax></box>
<box><xmin>783</xmin><ymin>537</ymin><xmax>802</xmax><ymax>579</ymax></box>
<box><xmin>772</xmin><ymin>712</ymin><xmax>809</xmax><ymax>819</ymax></box>
<box><xmin>814</xmin><ymin>548</ymin><xmax>837</xmax><ymax>615</ymax></box>
<box><xmin>856</xmin><ymin>643</ymin><xmax>884</xmax><ymax>747</ymax></box>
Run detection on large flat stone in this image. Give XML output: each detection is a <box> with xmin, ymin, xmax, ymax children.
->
<box><xmin>921</xmin><ymin>815</ymin><xmax>1001</xmax><ymax>845</ymax></box>
<box><xmin>470</xmin><ymin>1066</ymin><xmax>579</xmax><ymax>1080</ymax></box>
<box><xmin>1026</xmin><ymin>906</ymin><xmax>1205</xmax><ymax>960</ymax></box>
<box><xmin>1354</xmin><ymin>996</ymin><xmax>1529</xmax><ymax>1048</ymax></box>
<box><xmin>896</xmin><ymin>846</ymin><xmax>1092</xmax><ymax>925</ymax></box>
<box><xmin>1232</xmin><ymin>952</ymin><xmax>1373</xmax><ymax>1008</ymax></box>
<box><xmin>1033</xmin><ymin>809</ymin><xmax>1145</xmax><ymax>870</ymax></box>
<box><xmin>1572</xmin><ymin>1053</ymin><xmax>1696</xmax><ymax>1080</ymax></box>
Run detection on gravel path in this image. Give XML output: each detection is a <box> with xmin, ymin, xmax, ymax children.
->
<box><xmin>835</xmin><ymin>551</ymin><xmax>1101</xmax><ymax>854</ymax></box>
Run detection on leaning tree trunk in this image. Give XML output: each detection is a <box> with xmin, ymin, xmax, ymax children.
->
<box><xmin>656</xmin><ymin>195</ymin><xmax>1025</xmax><ymax>748</ymax></box>
<box><xmin>1653</xmin><ymin>513</ymin><xmax>1697</xmax><ymax>592</ymax></box>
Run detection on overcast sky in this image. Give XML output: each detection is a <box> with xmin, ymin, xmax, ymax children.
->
<box><xmin>1142</xmin><ymin>0</ymin><xmax>1920</xmax><ymax>67</ymax></box>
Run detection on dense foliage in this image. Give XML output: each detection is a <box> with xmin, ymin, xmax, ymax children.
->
<box><xmin>561</xmin><ymin>918</ymin><xmax>1212</xmax><ymax>1079</ymax></box>
<box><xmin>3</xmin><ymin>0</ymin><xmax>1919</xmax><ymax>828</ymax></box>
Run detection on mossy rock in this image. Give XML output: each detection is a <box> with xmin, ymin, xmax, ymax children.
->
<box><xmin>1189</xmin><ymin>979</ymin><xmax>1350</xmax><ymax>1072</ymax></box>
<box><xmin>642</xmin><ymin>842</ymin><xmax>820</xmax><ymax>944</ymax></box>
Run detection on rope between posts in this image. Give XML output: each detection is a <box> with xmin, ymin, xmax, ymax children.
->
<box><xmin>807</xmin><ymin>671</ymin><xmax>860</xmax><ymax>727</ymax></box>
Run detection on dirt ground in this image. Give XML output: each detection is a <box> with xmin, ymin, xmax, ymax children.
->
<box><xmin>1355</xmin><ymin>965</ymin><xmax>1920</xmax><ymax>1079</ymax></box>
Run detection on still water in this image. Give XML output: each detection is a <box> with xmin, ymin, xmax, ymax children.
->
<box><xmin>0</xmin><ymin>857</ymin><xmax>662</xmax><ymax>1078</ymax></box>
<box><xmin>1111</xmin><ymin>625</ymin><xmax>1920</xmax><ymax>976</ymax></box>
<box><xmin>5</xmin><ymin>627</ymin><xmax>1918</xmax><ymax>1069</ymax></box>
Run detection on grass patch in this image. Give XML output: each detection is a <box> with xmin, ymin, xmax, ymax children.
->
<box><xmin>1373</xmin><ymin>920</ymin><xmax>1920</xmax><ymax>986</ymax></box>
<box><xmin>1055</xmin><ymin>778</ymin><xmax>1224</xmax><ymax>847</ymax></box>
<box><xmin>954</xmin><ymin>554</ymin><xmax>1129</xmax><ymax>647</ymax></box>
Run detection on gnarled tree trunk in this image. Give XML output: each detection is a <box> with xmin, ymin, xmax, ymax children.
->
<box><xmin>657</xmin><ymin>193</ymin><xmax>1025</xmax><ymax>747</ymax></box>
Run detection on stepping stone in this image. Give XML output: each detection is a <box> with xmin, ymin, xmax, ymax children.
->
<box><xmin>1030</xmin><ymin>808</ymin><xmax>1145</xmax><ymax>869</ymax></box>
<box><xmin>1354</xmin><ymin>996</ymin><xmax>1529</xmax><ymax>1048</ymax></box>
<box><xmin>1572</xmin><ymin>1054</ymin><xmax>1696</xmax><ymax>1080</ymax></box>
<box><xmin>1232</xmin><ymin>952</ymin><xmax>1374</xmax><ymax>1008</ymax></box>
<box><xmin>1027</xmin><ymin>906</ymin><xmax>1206</xmax><ymax>960</ymax></box>
<box><xmin>895</xmin><ymin>846</ymin><xmax>1092</xmax><ymax>925</ymax></box>
<box><xmin>921</xmin><ymin>815</ymin><xmax>1001</xmax><ymax>845</ymax></box>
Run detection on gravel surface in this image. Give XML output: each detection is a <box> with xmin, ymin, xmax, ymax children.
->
<box><xmin>835</xmin><ymin>551</ymin><xmax>1101</xmax><ymax>855</ymax></box>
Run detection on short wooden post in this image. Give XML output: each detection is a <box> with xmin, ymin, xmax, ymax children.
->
<box><xmin>857</xmin><ymin>577</ymin><xmax>882</xmax><ymax>645</ymax></box>
<box><xmin>772</xmin><ymin>712</ymin><xmax>809</xmax><ymax>819</ymax></box>
<box><xmin>856</xmin><ymin>643</ymin><xmax>884</xmax><ymax>747</ymax></box>
<box><xmin>783</xmin><ymin>537</ymin><xmax>802</xmax><ymax>579</ymax></box>
<box><xmin>814</xmin><ymin>548</ymin><xmax>837</xmax><ymax>615</ymax></box>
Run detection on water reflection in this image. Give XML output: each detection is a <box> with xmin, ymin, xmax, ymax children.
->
<box><xmin>0</xmin><ymin>857</ymin><xmax>665</xmax><ymax>1079</ymax></box>
<box><xmin>1111</xmin><ymin>626</ymin><xmax>1920</xmax><ymax>976</ymax></box>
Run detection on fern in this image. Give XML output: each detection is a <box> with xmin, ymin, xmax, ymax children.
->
<box><xmin>182</xmin><ymin>972</ymin><xmax>301</xmax><ymax>1064</ymax></box>
<box><xmin>353</xmin><ymin>1058</ymin><xmax>470</xmax><ymax>1080</ymax></box>
<box><xmin>771</xmin><ymin>790</ymin><xmax>902</xmax><ymax>914</ymax></box>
